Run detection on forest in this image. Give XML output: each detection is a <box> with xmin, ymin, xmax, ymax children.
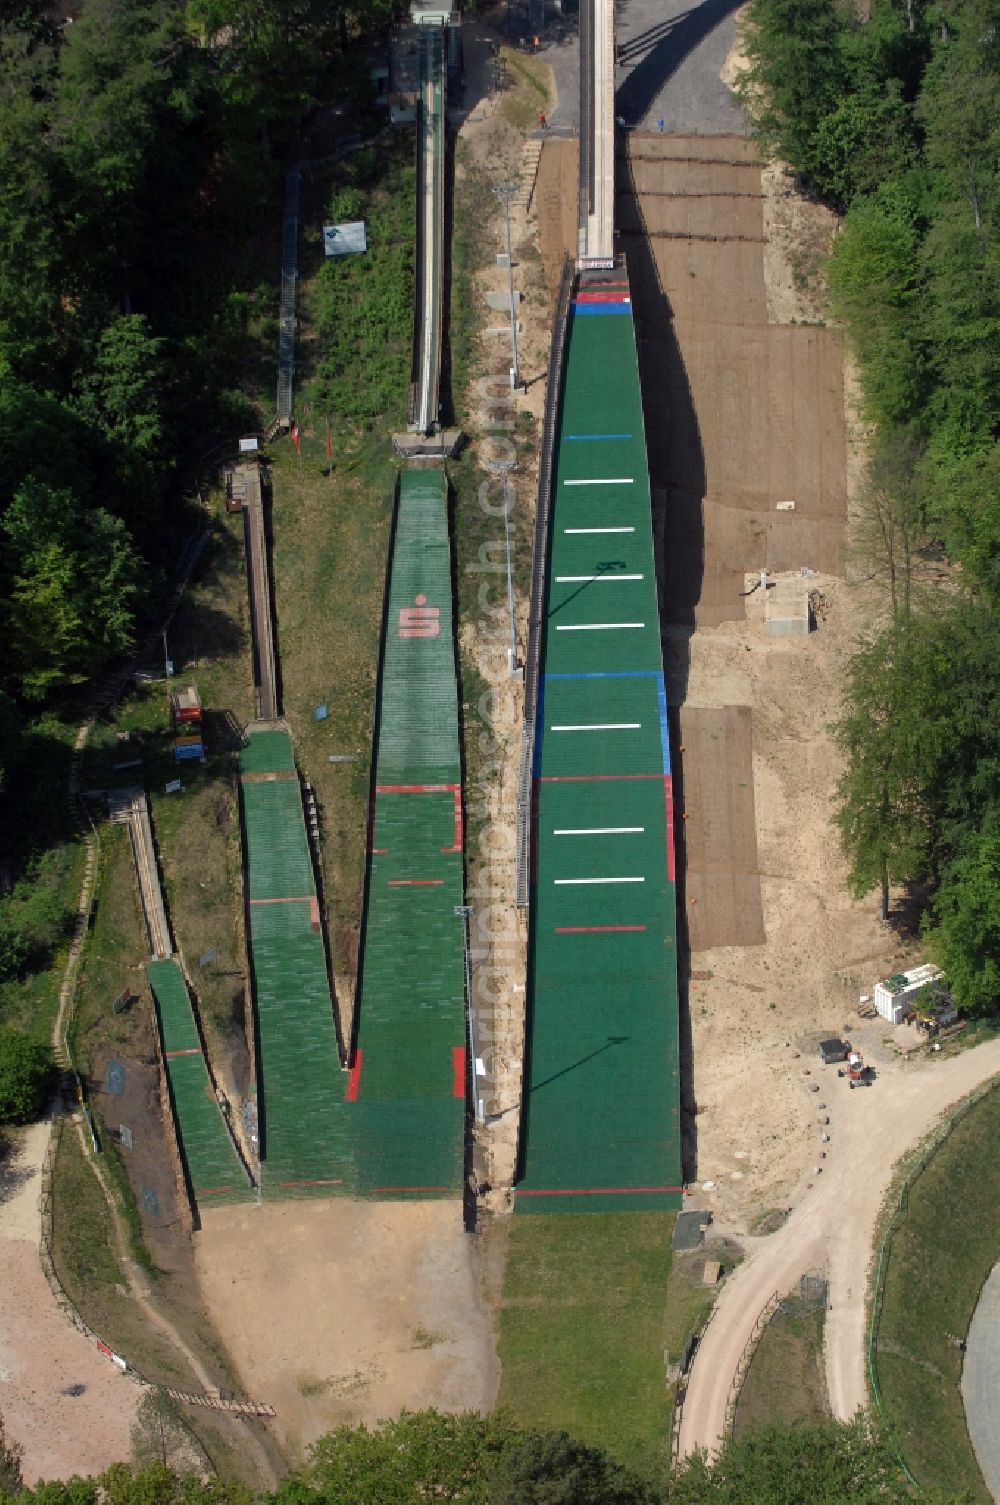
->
<box><xmin>0</xmin><ymin>1409</ymin><xmax>974</xmax><ymax>1505</ymax></box>
<box><xmin>739</xmin><ymin>0</ymin><xmax>1000</xmax><ymax>1011</ymax></box>
<box><xmin>0</xmin><ymin>0</ymin><xmax>389</xmax><ymax>1017</ymax></box>
<box><xmin>0</xmin><ymin>0</ymin><xmax>396</xmax><ymax>730</ymax></box>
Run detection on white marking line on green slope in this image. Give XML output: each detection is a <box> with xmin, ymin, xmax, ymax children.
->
<box><xmin>554</xmin><ymin>827</ymin><xmax>645</xmax><ymax>835</ymax></box>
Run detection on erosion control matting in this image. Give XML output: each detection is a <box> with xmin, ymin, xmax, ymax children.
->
<box><xmin>147</xmin><ymin>958</ymin><xmax>253</xmax><ymax>1208</ymax></box>
<box><xmin>517</xmin><ymin>270</ymin><xmax>682</xmax><ymax>1214</ymax></box>
<box><xmin>238</xmin><ymin>728</ymin><xmax>351</xmax><ymax>1195</ymax></box>
<box><xmin>677</xmin><ymin>706</ymin><xmax>765</xmax><ymax>950</ymax></box>
<box><xmin>350</xmin><ymin>468</ymin><xmax>465</xmax><ymax>1197</ymax></box>
<box><xmin>625</xmin><ymin>134</ymin><xmax>847</xmax><ymax>630</ymax></box>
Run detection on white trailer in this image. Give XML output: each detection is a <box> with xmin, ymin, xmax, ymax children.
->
<box><xmin>873</xmin><ymin>963</ymin><xmax>945</xmax><ymax>1025</ymax></box>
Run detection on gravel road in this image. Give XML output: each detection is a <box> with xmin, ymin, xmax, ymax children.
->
<box><xmin>677</xmin><ymin>1038</ymin><xmax>1000</xmax><ymax>1457</ymax></box>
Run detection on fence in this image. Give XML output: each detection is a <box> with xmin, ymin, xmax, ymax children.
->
<box><xmin>670</xmin><ymin>1296</ymin><xmax>721</xmax><ymax>1462</ymax></box>
<box><xmin>868</xmin><ymin>1073</ymin><xmax>1000</xmax><ymax>1489</ymax></box>
<box><xmin>515</xmin><ymin>257</ymin><xmax>574</xmax><ymax>909</ymax></box>
<box><xmin>40</xmin><ymin>1116</ymin><xmax>274</xmax><ymax>1419</ymax></box>
<box><xmin>723</xmin><ymin>1290</ymin><xmax>781</xmax><ymax>1439</ymax></box>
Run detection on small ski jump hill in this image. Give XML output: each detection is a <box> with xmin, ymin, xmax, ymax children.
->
<box><xmin>107</xmin><ymin>786</ymin><xmax>252</xmax><ymax>1215</ymax></box>
<box><xmin>236</xmin><ymin>476</ymin><xmax>467</xmax><ymax>1201</ymax></box>
<box><xmin>148</xmin><ymin>958</ymin><xmax>253</xmax><ymax>1210</ymax></box>
<box><xmin>239</xmin><ymin>727</ymin><xmax>352</xmax><ymax>1196</ymax></box>
<box><xmin>349</xmin><ymin>467</ymin><xmax>467</xmax><ymax>1198</ymax></box>
<box><xmin>516</xmin><ymin>267</ymin><xmax>683</xmax><ymax>1214</ymax></box>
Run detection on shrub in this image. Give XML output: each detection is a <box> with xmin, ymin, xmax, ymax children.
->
<box><xmin>0</xmin><ymin>1028</ymin><xmax>55</xmax><ymax>1124</ymax></box>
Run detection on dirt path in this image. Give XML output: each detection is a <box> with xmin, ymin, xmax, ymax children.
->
<box><xmin>0</xmin><ymin>1122</ymin><xmax>138</xmax><ymax>1482</ymax></box>
<box><xmin>0</xmin><ymin>705</ymin><xmax>144</xmax><ymax>1481</ymax></box>
<box><xmin>1</xmin><ymin>688</ymin><xmax>273</xmax><ymax>1484</ymax></box>
<box><xmin>677</xmin><ymin>1039</ymin><xmax>1000</xmax><ymax>1457</ymax></box>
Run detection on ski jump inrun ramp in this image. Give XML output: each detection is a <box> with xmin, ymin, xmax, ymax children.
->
<box><xmin>514</xmin><ymin>0</ymin><xmax>682</xmax><ymax>1212</ymax></box>
<box><xmin>350</xmin><ymin>467</ymin><xmax>466</xmax><ymax>1197</ymax></box>
<box><xmin>515</xmin><ymin>268</ymin><xmax>682</xmax><ymax>1213</ymax></box>
<box><xmin>108</xmin><ymin>789</ymin><xmax>252</xmax><ymax>1212</ymax></box>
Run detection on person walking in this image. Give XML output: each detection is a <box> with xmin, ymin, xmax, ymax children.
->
<box><xmin>538</xmin><ymin>110</ymin><xmax>547</xmax><ymax>129</ymax></box>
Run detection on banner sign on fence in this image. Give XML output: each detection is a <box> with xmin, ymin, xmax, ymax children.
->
<box><xmin>323</xmin><ymin>221</ymin><xmax>367</xmax><ymax>257</ymax></box>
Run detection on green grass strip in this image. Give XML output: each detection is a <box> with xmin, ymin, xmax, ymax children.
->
<box><xmin>498</xmin><ymin>1212</ymin><xmax>675</xmax><ymax>1482</ymax></box>
<box><xmin>871</xmin><ymin>1080</ymin><xmax>1000</xmax><ymax>1501</ymax></box>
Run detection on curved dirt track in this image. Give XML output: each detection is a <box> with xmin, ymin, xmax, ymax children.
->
<box><xmin>678</xmin><ymin>1038</ymin><xmax>1000</xmax><ymax>1458</ymax></box>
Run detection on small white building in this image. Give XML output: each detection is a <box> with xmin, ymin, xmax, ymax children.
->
<box><xmin>873</xmin><ymin>963</ymin><xmax>945</xmax><ymax>1025</ymax></box>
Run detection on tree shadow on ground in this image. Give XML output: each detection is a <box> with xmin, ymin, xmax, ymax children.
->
<box><xmin>0</xmin><ymin>1130</ymin><xmax>38</xmax><ymax>1206</ymax></box>
<box><xmin>885</xmin><ymin>880</ymin><xmax>934</xmax><ymax>942</ymax></box>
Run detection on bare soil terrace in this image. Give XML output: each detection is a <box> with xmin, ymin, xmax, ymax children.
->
<box><xmin>621</xmin><ymin>129</ymin><xmax>906</xmax><ymax>1223</ymax></box>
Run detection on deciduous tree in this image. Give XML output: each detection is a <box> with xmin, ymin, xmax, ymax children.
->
<box><xmin>2</xmin><ymin>481</ymin><xmax>141</xmax><ymax>699</ymax></box>
<box><xmin>290</xmin><ymin>1410</ymin><xmax>515</xmax><ymax>1505</ymax></box>
<box><xmin>491</xmin><ymin>1431</ymin><xmax>654</xmax><ymax>1505</ymax></box>
<box><xmin>926</xmin><ymin>828</ymin><xmax>1000</xmax><ymax>1013</ymax></box>
<box><xmin>0</xmin><ymin>1028</ymin><xmax>54</xmax><ymax>1124</ymax></box>
<box><xmin>734</xmin><ymin>0</ymin><xmax>847</xmax><ymax>190</ymax></box>
<box><xmin>668</xmin><ymin>1419</ymin><xmax>939</xmax><ymax>1505</ymax></box>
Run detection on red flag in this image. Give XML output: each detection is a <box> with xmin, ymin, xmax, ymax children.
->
<box><xmin>325</xmin><ymin>417</ymin><xmax>333</xmax><ymax>460</ymax></box>
<box><xmin>290</xmin><ymin>419</ymin><xmax>301</xmax><ymax>455</ymax></box>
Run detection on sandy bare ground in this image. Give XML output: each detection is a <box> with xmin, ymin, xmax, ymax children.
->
<box><xmin>194</xmin><ymin>1200</ymin><xmax>498</xmax><ymax>1460</ymax></box>
<box><xmin>622</xmin><ymin>126</ymin><xmax>896</xmax><ymax>1216</ymax></box>
<box><xmin>677</xmin><ymin>1038</ymin><xmax>1000</xmax><ymax>1456</ymax></box>
<box><xmin>667</xmin><ymin>572</ymin><xmax>905</xmax><ymax>1209</ymax></box>
<box><xmin>0</xmin><ymin>1121</ymin><xmax>138</xmax><ymax>1482</ymax></box>
<box><xmin>0</xmin><ymin>715</ymin><xmax>142</xmax><ymax>1482</ymax></box>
